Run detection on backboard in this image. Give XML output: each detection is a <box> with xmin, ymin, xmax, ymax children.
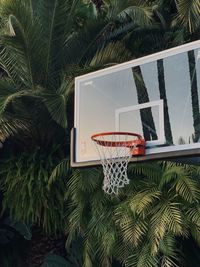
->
<box><xmin>72</xmin><ymin>40</ymin><xmax>200</xmax><ymax>167</ymax></box>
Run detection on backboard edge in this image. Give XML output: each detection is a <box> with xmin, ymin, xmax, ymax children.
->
<box><xmin>71</xmin><ymin>128</ymin><xmax>200</xmax><ymax>167</ymax></box>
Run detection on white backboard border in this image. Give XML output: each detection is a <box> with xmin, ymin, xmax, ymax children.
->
<box><xmin>73</xmin><ymin>40</ymin><xmax>200</xmax><ymax>167</ymax></box>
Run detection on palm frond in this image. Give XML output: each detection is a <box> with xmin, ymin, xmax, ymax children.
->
<box><xmin>125</xmin><ymin>242</ymin><xmax>159</xmax><ymax>267</ymax></box>
<box><xmin>150</xmin><ymin>200</ymin><xmax>183</xmax><ymax>255</ymax></box>
<box><xmin>62</xmin><ymin>20</ymin><xmax>108</xmax><ymax>66</ymax></box>
<box><xmin>0</xmin><ymin>0</ymin><xmax>27</xmax><ymax>23</ymax></box>
<box><xmin>83</xmin><ymin>205</ymin><xmax>117</xmax><ymax>266</ymax></box>
<box><xmin>89</xmin><ymin>41</ymin><xmax>132</xmax><ymax>67</ymax></box>
<box><xmin>0</xmin><ymin>112</ymin><xmax>30</xmax><ymax>141</ymax></box>
<box><xmin>173</xmin><ymin>0</ymin><xmax>200</xmax><ymax>33</ymax></box>
<box><xmin>128</xmin><ymin>190</ymin><xmax>161</xmax><ymax>218</ymax></box>
<box><xmin>159</xmin><ymin>234</ymin><xmax>179</xmax><ymax>267</ymax></box>
<box><xmin>128</xmin><ymin>162</ymin><xmax>162</xmax><ymax>181</ymax></box>
<box><xmin>72</xmin><ymin>168</ymin><xmax>102</xmax><ymax>195</ymax></box>
<box><xmin>0</xmin><ymin>46</ymin><xmax>21</xmax><ymax>84</ymax></box>
<box><xmin>37</xmin><ymin>0</ymin><xmax>67</xmax><ymax>87</ymax></box>
<box><xmin>105</xmin><ymin>0</ymin><xmax>153</xmax><ymax>26</ymax></box>
<box><xmin>175</xmin><ymin>174</ymin><xmax>200</xmax><ymax>203</ymax></box>
<box><xmin>67</xmin><ymin>201</ymin><xmax>85</xmax><ymax>232</ymax></box>
<box><xmin>0</xmin><ymin>80</ymin><xmax>32</xmax><ymax>139</ymax></box>
<box><xmin>194</xmin><ymin>166</ymin><xmax>200</xmax><ymax>176</ymax></box>
<box><xmin>48</xmin><ymin>157</ymin><xmax>70</xmax><ymax>189</ymax></box>
<box><xmin>190</xmin><ymin>223</ymin><xmax>200</xmax><ymax>246</ymax></box>
<box><xmin>160</xmin><ymin>257</ymin><xmax>179</xmax><ymax>267</ymax></box>
<box><xmin>117</xmin><ymin>5</ymin><xmax>153</xmax><ymax>26</ymax></box>
<box><xmin>1</xmin><ymin>149</ymin><xmax>65</xmax><ymax>234</ymax></box>
<box><xmin>186</xmin><ymin>206</ymin><xmax>200</xmax><ymax>227</ymax></box>
<box><xmin>0</xmin><ymin>13</ymin><xmax>44</xmax><ymax>88</ymax></box>
<box><xmin>116</xmin><ymin>208</ymin><xmax>148</xmax><ymax>247</ymax></box>
<box><xmin>169</xmin><ymin>28</ymin><xmax>185</xmax><ymax>46</ymax></box>
<box><xmin>83</xmin><ymin>239</ymin><xmax>94</xmax><ymax>267</ymax></box>
<box><xmin>0</xmin><ymin>79</ymin><xmax>20</xmax><ymax>112</ymax></box>
<box><xmin>36</xmin><ymin>0</ymin><xmax>84</xmax><ymax>88</ymax></box>
<box><xmin>159</xmin><ymin>164</ymin><xmax>185</xmax><ymax>188</ymax></box>
<box><xmin>40</xmin><ymin>77</ymin><xmax>76</xmax><ymax>128</ymax></box>
<box><xmin>41</xmin><ymin>91</ymin><xmax>67</xmax><ymax>128</ymax></box>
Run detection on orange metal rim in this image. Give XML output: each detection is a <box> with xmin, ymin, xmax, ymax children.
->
<box><xmin>91</xmin><ymin>132</ymin><xmax>145</xmax><ymax>148</ymax></box>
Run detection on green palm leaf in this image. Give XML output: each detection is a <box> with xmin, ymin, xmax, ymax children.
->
<box><xmin>175</xmin><ymin>174</ymin><xmax>200</xmax><ymax>203</ymax></box>
<box><xmin>0</xmin><ymin>79</ymin><xmax>20</xmax><ymax>113</ymax></box>
<box><xmin>89</xmin><ymin>41</ymin><xmax>132</xmax><ymax>67</ymax></box>
<box><xmin>40</xmin><ymin>77</ymin><xmax>75</xmax><ymax>128</ymax></box>
<box><xmin>117</xmin><ymin>5</ymin><xmax>153</xmax><ymax>25</ymax></box>
<box><xmin>0</xmin><ymin>12</ymin><xmax>44</xmax><ymax>88</ymax></box>
<box><xmin>128</xmin><ymin>190</ymin><xmax>161</xmax><ymax>217</ymax></box>
<box><xmin>173</xmin><ymin>0</ymin><xmax>200</xmax><ymax>33</ymax></box>
<box><xmin>150</xmin><ymin>200</ymin><xmax>183</xmax><ymax>255</ymax></box>
<box><xmin>186</xmin><ymin>206</ymin><xmax>200</xmax><ymax>227</ymax></box>
<box><xmin>70</xmin><ymin>168</ymin><xmax>102</xmax><ymax>195</ymax></box>
<box><xmin>42</xmin><ymin>92</ymin><xmax>67</xmax><ymax>128</ymax></box>
<box><xmin>0</xmin><ymin>113</ymin><xmax>29</xmax><ymax>141</ymax></box>
<box><xmin>116</xmin><ymin>209</ymin><xmax>148</xmax><ymax>247</ymax></box>
<box><xmin>48</xmin><ymin>157</ymin><xmax>70</xmax><ymax>189</ymax></box>
<box><xmin>128</xmin><ymin>162</ymin><xmax>162</xmax><ymax>181</ymax></box>
<box><xmin>159</xmin><ymin>164</ymin><xmax>185</xmax><ymax>187</ymax></box>
<box><xmin>105</xmin><ymin>0</ymin><xmax>153</xmax><ymax>26</ymax></box>
<box><xmin>125</xmin><ymin>243</ymin><xmax>159</xmax><ymax>267</ymax></box>
<box><xmin>190</xmin><ymin>223</ymin><xmax>200</xmax><ymax>246</ymax></box>
<box><xmin>159</xmin><ymin>234</ymin><xmax>179</xmax><ymax>267</ymax></box>
<box><xmin>0</xmin><ymin>80</ymin><xmax>32</xmax><ymax>139</ymax></box>
<box><xmin>37</xmin><ymin>0</ymin><xmax>82</xmax><ymax>88</ymax></box>
<box><xmin>83</xmin><ymin>239</ymin><xmax>93</xmax><ymax>267</ymax></box>
<box><xmin>37</xmin><ymin>0</ymin><xmax>65</xmax><ymax>86</ymax></box>
<box><xmin>1</xmin><ymin>149</ymin><xmax>65</xmax><ymax>234</ymax></box>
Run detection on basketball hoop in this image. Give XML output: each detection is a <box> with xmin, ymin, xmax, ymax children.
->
<box><xmin>91</xmin><ymin>132</ymin><xmax>145</xmax><ymax>194</ymax></box>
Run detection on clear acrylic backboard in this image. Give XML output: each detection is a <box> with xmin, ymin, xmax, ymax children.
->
<box><xmin>72</xmin><ymin>40</ymin><xmax>200</xmax><ymax>166</ymax></box>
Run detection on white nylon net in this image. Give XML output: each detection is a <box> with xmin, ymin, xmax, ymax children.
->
<box><xmin>92</xmin><ymin>134</ymin><xmax>136</xmax><ymax>194</ymax></box>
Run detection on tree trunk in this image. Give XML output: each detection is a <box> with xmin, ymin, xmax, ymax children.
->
<box><xmin>157</xmin><ymin>59</ymin><xmax>173</xmax><ymax>144</ymax></box>
<box><xmin>188</xmin><ymin>50</ymin><xmax>200</xmax><ymax>142</ymax></box>
<box><xmin>132</xmin><ymin>66</ymin><xmax>158</xmax><ymax>141</ymax></box>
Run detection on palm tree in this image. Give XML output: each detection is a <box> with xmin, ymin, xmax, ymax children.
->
<box><xmin>0</xmin><ymin>0</ymin><xmax>103</xmax><ymax>265</ymax></box>
<box><xmin>0</xmin><ymin>0</ymin><xmax>154</xmax><ymax>144</ymax></box>
<box><xmin>0</xmin><ymin>0</ymin><xmax>103</xmax><ymax>143</ymax></box>
<box><xmin>1</xmin><ymin>0</ymin><xmax>200</xmax><ymax>266</ymax></box>
<box><xmin>60</xmin><ymin>161</ymin><xmax>200</xmax><ymax>267</ymax></box>
<box><xmin>0</xmin><ymin>0</ymin><xmax>155</xmax><ymax>265</ymax></box>
<box><xmin>172</xmin><ymin>0</ymin><xmax>200</xmax><ymax>34</ymax></box>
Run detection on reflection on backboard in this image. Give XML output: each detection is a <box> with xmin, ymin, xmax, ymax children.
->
<box><xmin>72</xmin><ymin>40</ymin><xmax>200</xmax><ymax>166</ymax></box>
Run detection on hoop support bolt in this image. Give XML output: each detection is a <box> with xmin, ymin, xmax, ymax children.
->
<box><xmin>131</xmin><ymin>138</ymin><xmax>146</xmax><ymax>156</ymax></box>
